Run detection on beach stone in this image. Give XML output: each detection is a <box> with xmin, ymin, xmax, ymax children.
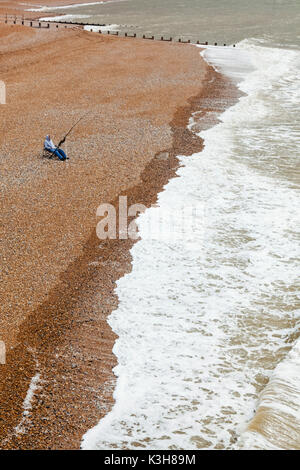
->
<box><xmin>156</xmin><ymin>151</ymin><xmax>169</xmax><ymax>161</ymax></box>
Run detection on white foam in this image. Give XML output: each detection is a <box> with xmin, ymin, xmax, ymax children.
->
<box><xmin>82</xmin><ymin>40</ymin><xmax>300</xmax><ymax>450</ymax></box>
<box><xmin>14</xmin><ymin>371</ymin><xmax>41</xmax><ymax>435</ymax></box>
<box><xmin>200</xmin><ymin>44</ymin><xmax>256</xmax><ymax>82</ymax></box>
<box><xmin>84</xmin><ymin>24</ymin><xmax>119</xmax><ymax>32</ymax></box>
<box><xmin>40</xmin><ymin>14</ymin><xmax>90</xmax><ymax>21</ymax></box>
<box><xmin>22</xmin><ymin>373</ymin><xmax>41</xmax><ymax>416</ymax></box>
<box><xmin>26</xmin><ymin>2</ymin><xmax>108</xmax><ymax>12</ymax></box>
<box><xmin>238</xmin><ymin>336</ymin><xmax>300</xmax><ymax>449</ymax></box>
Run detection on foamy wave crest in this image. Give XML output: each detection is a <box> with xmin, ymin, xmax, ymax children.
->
<box><xmin>39</xmin><ymin>15</ymin><xmax>90</xmax><ymax>22</ymax></box>
<box><xmin>84</xmin><ymin>24</ymin><xmax>119</xmax><ymax>32</ymax></box>
<box><xmin>26</xmin><ymin>2</ymin><xmax>110</xmax><ymax>12</ymax></box>
<box><xmin>237</xmin><ymin>336</ymin><xmax>300</xmax><ymax>450</ymax></box>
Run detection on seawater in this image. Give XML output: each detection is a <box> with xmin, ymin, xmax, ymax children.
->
<box><xmin>37</xmin><ymin>0</ymin><xmax>300</xmax><ymax>450</ymax></box>
<box><xmin>34</xmin><ymin>0</ymin><xmax>300</xmax><ymax>48</ymax></box>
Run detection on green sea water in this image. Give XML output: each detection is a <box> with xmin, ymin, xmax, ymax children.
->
<box><xmin>38</xmin><ymin>0</ymin><xmax>300</xmax><ymax>48</ymax></box>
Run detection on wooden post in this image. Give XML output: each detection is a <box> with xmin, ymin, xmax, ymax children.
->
<box><xmin>125</xmin><ymin>32</ymin><xmax>127</xmax><ymax>37</ymax></box>
<box><xmin>30</xmin><ymin>21</ymin><xmax>32</xmax><ymax>27</ymax></box>
<box><xmin>178</xmin><ymin>38</ymin><xmax>181</xmax><ymax>42</ymax></box>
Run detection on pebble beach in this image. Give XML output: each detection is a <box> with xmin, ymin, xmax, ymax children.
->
<box><xmin>0</xmin><ymin>4</ymin><xmax>233</xmax><ymax>449</ymax></box>
<box><xmin>2</xmin><ymin>0</ymin><xmax>298</xmax><ymax>452</ymax></box>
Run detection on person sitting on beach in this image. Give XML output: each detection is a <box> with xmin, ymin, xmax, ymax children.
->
<box><xmin>44</xmin><ymin>135</ymin><xmax>68</xmax><ymax>161</ymax></box>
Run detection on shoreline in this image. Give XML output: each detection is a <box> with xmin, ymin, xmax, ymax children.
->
<box><xmin>0</xmin><ymin>19</ymin><xmax>242</xmax><ymax>449</ymax></box>
<box><xmin>1</xmin><ymin>3</ymin><xmax>299</xmax><ymax>452</ymax></box>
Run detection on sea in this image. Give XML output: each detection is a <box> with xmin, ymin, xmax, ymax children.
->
<box><xmin>31</xmin><ymin>0</ymin><xmax>300</xmax><ymax>450</ymax></box>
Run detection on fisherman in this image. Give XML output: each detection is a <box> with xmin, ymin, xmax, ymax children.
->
<box><xmin>44</xmin><ymin>135</ymin><xmax>68</xmax><ymax>161</ymax></box>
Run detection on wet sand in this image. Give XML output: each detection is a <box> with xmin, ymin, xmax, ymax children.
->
<box><xmin>0</xmin><ymin>20</ymin><xmax>232</xmax><ymax>449</ymax></box>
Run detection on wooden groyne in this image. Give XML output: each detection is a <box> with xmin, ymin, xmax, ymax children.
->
<box><xmin>0</xmin><ymin>15</ymin><xmax>236</xmax><ymax>47</ymax></box>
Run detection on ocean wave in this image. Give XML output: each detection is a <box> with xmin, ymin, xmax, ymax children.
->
<box><xmin>83</xmin><ymin>24</ymin><xmax>120</xmax><ymax>31</ymax></box>
<box><xmin>237</xmin><ymin>336</ymin><xmax>300</xmax><ymax>449</ymax></box>
<box><xmin>39</xmin><ymin>14</ymin><xmax>90</xmax><ymax>22</ymax></box>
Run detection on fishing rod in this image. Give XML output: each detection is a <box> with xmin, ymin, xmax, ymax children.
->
<box><xmin>57</xmin><ymin>111</ymin><xmax>90</xmax><ymax>148</ymax></box>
